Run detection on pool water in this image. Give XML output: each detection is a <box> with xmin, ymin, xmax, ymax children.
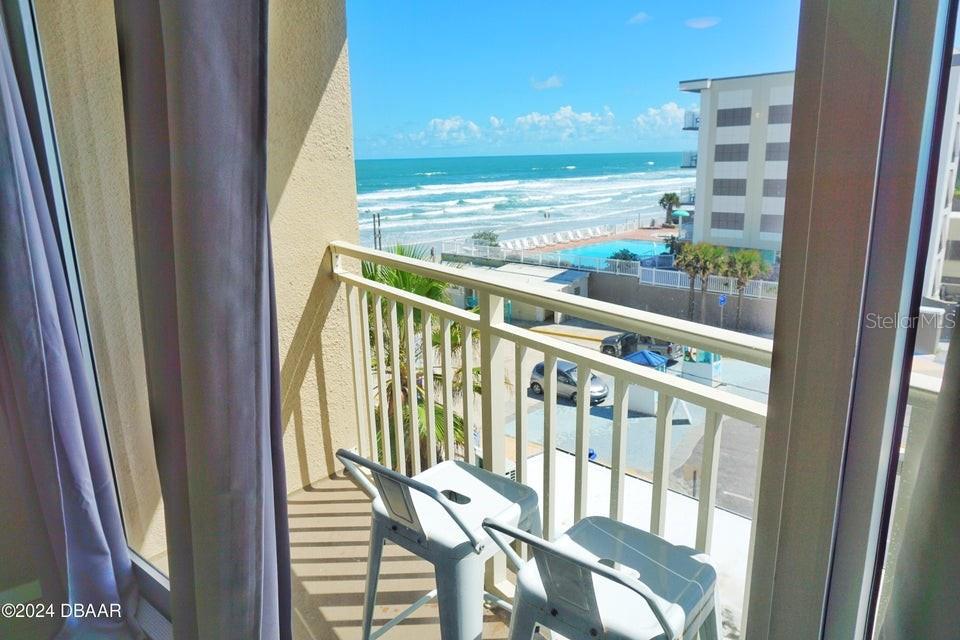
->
<box><xmin>556</xmin><ymin>239</ymin><xmax>665</xmax><ymax>260</ymax></box>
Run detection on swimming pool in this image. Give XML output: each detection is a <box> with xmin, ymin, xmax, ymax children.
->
<box><xmin>556</xmin><ymin>239</ymin><xmax>665</xmax><ymax>260</ymax></box>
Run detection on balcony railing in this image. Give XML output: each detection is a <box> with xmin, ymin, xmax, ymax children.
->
<box><xmin>684</xmin><ymin>111</ymin><xmax>701</xmax><ymax>131</ymax></box>
<box><xmin>328</xmin><ymin>241</ymin><xmax>939</xmax><ymax>636</ymax></box>
<box><xmin>680</xmin><ymin>187</ymin><xmax>696</xmax><ymax>206</ymax></box>
<box><xmin>681</xmin><ymin>151</ymin><xmax>698</xmax><ymax>168</ymax></box>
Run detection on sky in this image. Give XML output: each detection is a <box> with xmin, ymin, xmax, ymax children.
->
<box><xmin>346</xmin><ymin>2</ymin><xmax>802</xmax><ymax>159</ymax></box>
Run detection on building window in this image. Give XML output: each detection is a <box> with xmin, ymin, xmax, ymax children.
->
<box><xmin>768</xmin><ymin>104</ymin><xmax>793</xmax><ymax>124</ymax></box>
<box><xmin>761</xmin><ymin>214</ymin><xmax>785</xmax><ymax>233</ymax></box>
<box><xmin>715</xmin><ymin>143</ymin><xmax>750</xmax><ymax>162</ymax></box>
<box><xmin>713</xmin><ymin>178</ymin><xmax>747</xmax><ymax>196</ymax></box>
<box><xmin>717</xmin><ymin>107</ymin><xmax>752</xmax><ymax>127</ymax></box>
<box><xmin>763</xmin><ymin>179</ymin><xmax>788</xmax><ymax>197</ymax></box>
<box><xmin>947</xmin><ymin>240</ymin><xmax>960</xmax><ymax>260</ymax></box>
<box><xmin>711</xmin><ymin>211</ymin><xmax>746</xmax><ymax>230</ymax></box>
<box><xmin>766</xmin><ymin>142</ymin><xmax>790</xmax><ymax>161</ymax></box>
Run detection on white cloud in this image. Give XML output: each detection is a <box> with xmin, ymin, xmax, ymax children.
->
<box><xmin>627</xmin><ymin>12</ymin><xmax>651</xmax><ymax>25</ymax></box>
<box><xmin>489</xmin><ymin>115</ymin><xmax>503</xmax><ymax>128</ymax></box>
<box><xmin>426</xmin><ymin>115</ymin><xmax>481</xmax><ymax>143</ymax></box>
<box><xmin>531</xmin><ymin>74</ymin><xmax>563</xmax><ymax>90</ymax></box>
<box><xmin>633</xmin><ymin>102</ymin><xmax>691</xmax><ymax>136</ymax></box>
<box><xmin>515</xmin><ymin>105</ymin><xmax>615</xmax><ymax>140</ymax></box>
<box><xmin>685</xmin><ymin>16</ymin><xmax>720</xmax><ymax>29</ymax></box>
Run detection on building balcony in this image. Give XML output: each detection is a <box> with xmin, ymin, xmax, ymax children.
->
<box><xmin>681</xmin><ymin>151</ymin><xmax>698</xmax><ymax>169</ymax></box>
<box><xmin>307</xmin><ymin>241</ymin><xmax>941</xmax><ymax>638</ymax></box>
<box><xmin>684</xmin><ymin>110</ymin><xmax>701</xmax><ymax>131</ymax></box>
<box><xmin>680</xmin><ymin>187</ymin><xmax>696</xmax><ymax>205</ymax></box>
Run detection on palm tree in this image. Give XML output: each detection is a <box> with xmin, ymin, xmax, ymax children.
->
<box><xmin>723</xmin><ymin>250</ymin><xmax>770</xmax><ymax>331</ymax></box>
<box><xmin>673</xmin><ymin>243</ymin><xmax>701</xmax><ymax>321</ymax></box>
<box><xmin>658</xmin><ymin>192</ymin><xmax>681</xmax><ymax>224</ymax></box>
<box><xmin>363</xmin><ymin>244</ymin><xmax>471</xmax><ymax>469</ymax></box>
<box><xmin>673</xmin><ymin>243</ymin><xmax>727</xmax><ymax>323</ymax></box>
<box><xmin>695</xmin><ymin>244</ymin><xmax>727</xmax><ymax>325</ymax></box>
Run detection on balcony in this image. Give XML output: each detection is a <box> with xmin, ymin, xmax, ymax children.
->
<box><xmin>680</xmin><ymin>187</ymin><xmax>696</xmax><ymax>206</ymax></box>
<box><xmin>684</xmin><ymin>110</ymin><xmax>701</xmax><ymax>131</ymax></box>
<box><xmin>299</xmin><ymin>242</ymin><xmax>940</xmax><ymax>639</ymax></box>
<box><xmin>681</xmin><ymin>151</ymin><xmax>698</xmax><ymax>168</ymax></box>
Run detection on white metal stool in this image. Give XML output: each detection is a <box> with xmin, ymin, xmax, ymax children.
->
<box><xmin>336</xmin><ymin>449</ymin><xmax>541</xmax><ymax>640</ymax></box>
<box><xmin>483</xmin><ymin>516</ymin><xmax>722</xmax><ymax>640</ymax></box>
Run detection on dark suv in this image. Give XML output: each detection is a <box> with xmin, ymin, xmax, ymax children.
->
<box><xmin>600</xmin><ymin>332</ymin><xmax>678</xmax><ymax>361</ymax></box>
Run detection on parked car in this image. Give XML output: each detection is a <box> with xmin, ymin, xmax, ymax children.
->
<box><xmin>600</xmin><ymin>332</ymin><xmax>678</xmax><ymax>361</ymax></box>
<box><xmin>529</xmin><ymin>360</ymin><xmax>609</xmax><ymax>405</ymax></box>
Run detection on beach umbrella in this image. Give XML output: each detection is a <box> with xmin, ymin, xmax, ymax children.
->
<box><xmin>673</xmin><ymin>209</ymin><xmax>691</xmax><ymax>218</ymax></box>
<box><xmin>624</xmin><ymin>350</ymin><xmax>669</xmax><ymax>370</ymax></box>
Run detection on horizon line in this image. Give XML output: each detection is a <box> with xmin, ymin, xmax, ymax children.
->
<box><xmin>355</xmin><ymin>149</ymin><xmax>690</xmax><ymax>162</ymax></box>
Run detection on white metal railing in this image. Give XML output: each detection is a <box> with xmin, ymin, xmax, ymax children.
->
<box><xmin>441</xmin><ymin>241</ymin><xmax>780</xmax><ymax>300</ymax></box>
<box><xmin>681</xmin><ymin>151</ymin><xmax>698</xmax><ymax>168</ymax></box>
<box><xmin>331</xmin><ymin>241</ymin><xmax>940</xmax><ymax>635</ymax></box>
<box><xmin>684</xmin><ymin>111</ymin><xmax>701</xmax><ymax>130</ymax></box>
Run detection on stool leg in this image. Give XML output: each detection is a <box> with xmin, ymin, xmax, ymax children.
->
<box><xmin>435</xmin><ymin>553</ymin><xmax>484</xmax><ymax>640</ymax></box>
<box><xmin>507</xmin><ymin>590</ymin><xmax>540</xmax><ymax>640</ymax></box>
<box><xmin>698</xmin><ymin>590</ymin><xmax>722</xmax><ymax>640</ymax></box>
<box><xmin>361</xmin><ymin>521</ymin><xmax>386</xmax><ymax>639</ymax></box>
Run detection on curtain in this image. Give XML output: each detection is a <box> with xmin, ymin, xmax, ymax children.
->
<box><xmin>0</xmin><ymin>9</ymin><xmax>141</xmax><ymax>640</ymax></box>
<box><xmin>878</xmin><ymin>325</ymin><xmax>960</xmax><ymax>637</ymax></box>
<box><xmin>113</xmin><ymin>1</ymin><xmax>291</xmax><ymax>638</ymax></box>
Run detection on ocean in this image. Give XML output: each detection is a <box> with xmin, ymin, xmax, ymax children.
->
<box><xmin>356</xmin><ymin>152</ymin><xmax>695</xmax><ymax>247</ymax></box>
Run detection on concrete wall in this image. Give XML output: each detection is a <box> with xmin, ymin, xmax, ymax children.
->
<box><xmin>34</xmin><ymin>0</ymin><xmax>359</xmax><ymax>566</ymax></box>
<box><xmin>588</xmin><ymin>271</ymin><xmax>777</xmax><ymax>336</ymax></box>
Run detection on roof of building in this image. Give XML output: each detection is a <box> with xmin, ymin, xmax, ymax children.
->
<box><xmin>679</xmin><ymin>69</ymin><xmax>795</xmax><ymax>92</ymax></box>
<box><xmin>450</xmin><ymin>261</ymin><xmax>588</xmax><ymax>291</ymax></box>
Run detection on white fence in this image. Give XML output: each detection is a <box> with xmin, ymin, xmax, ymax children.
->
<box><xmin>441</xmin><ymin>241</ymin><xmax>780</xmax><ymax>300</ymax></box>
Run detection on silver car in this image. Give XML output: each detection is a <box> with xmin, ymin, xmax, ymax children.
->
<box><xmin>529</xmin><ymin>360</ymin><xmax>609</xmax><ymax>405</ymax></box>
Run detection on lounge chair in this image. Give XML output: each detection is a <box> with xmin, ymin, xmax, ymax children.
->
<box><xmin>574</xmin><ymin>230</ymin><xmax>585</xmax><ymax>241</ymax></box>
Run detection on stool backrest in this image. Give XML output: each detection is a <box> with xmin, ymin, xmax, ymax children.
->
<box><xmin>336</xmin><ymin>449</ymin><xmax>485</xmax><ymax>552</ymax></box>
<box><xmin>482</xmin><ymin>518</ymin><xmax>679</xmax><ymax>639</ymax></box>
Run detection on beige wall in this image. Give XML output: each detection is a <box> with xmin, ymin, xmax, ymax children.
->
<box><xmin>34</xmin><ymin>0</ymin><xmax>360</xmax><ymax>567</ymax></box>
<box><xmin>268</xmin><ymin>0</ymin><xmax>361</xmax><ymax>490</ymax></box>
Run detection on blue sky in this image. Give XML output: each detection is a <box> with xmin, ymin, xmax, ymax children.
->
<box><xmin>346</xmin><ymin>2</ymin><xmax>801</xmax><ymax>159</ymax></box>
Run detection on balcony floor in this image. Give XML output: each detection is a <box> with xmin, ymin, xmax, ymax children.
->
<box><xmin>288</xmin><ymin>474</ymin><xmax>511</xmax><ymax>639</ymax></box>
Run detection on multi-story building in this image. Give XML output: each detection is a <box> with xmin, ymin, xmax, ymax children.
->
<box><xmin>922</xmin><ymin>55</ymin><xmax>960</xmax><ymax>302</ymax></box>
<box><xmin>679</xmin><ymin>71</ymin><xmax>795</xmax><ymax>260</ymax></box>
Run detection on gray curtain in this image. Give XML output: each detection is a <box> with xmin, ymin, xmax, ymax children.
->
<box><xmin>113</xmin><ymin>1</ymin><xmax>291</xmax><ymax>638</ymax></box>
<box><xmin>878</xmin><ymin>326</ymin><xmax>960</xmax><ymax>637</ymax></box>
<box><xmin>0</xmin><ymin>10</ymin><xmax>141</xmax><ymax>640</ymax></box>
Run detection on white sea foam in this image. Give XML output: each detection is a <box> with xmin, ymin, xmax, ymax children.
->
<box><xmin>358</xmin><ymin>168</ymin><xmax>694</xmax><ymax>245</ymax></box>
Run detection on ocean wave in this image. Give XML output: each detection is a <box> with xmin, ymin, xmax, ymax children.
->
<box><xmin>414</xmin><ymin>171</ymin><xmax>447</xmax><ymax>176</ymax></box>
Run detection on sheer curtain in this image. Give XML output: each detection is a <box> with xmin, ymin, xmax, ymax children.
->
<box><xmin>114</xmin><ymin>1</ymin><xmax>291</xmax><ymax>637</ymax></box>
<box><xmin>878</xmin><ymin>326</ymin><xmax>960</xmax><ymax>638</ymax></box>
<box><xmin>0</xmin><ymin>10</ymin><xmax>141</xmax><ymax>640</ymax></box>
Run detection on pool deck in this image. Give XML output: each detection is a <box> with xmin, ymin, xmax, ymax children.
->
<box><xmin>530</xmin><ymin>225</ymin><xmax>678</xmax><ymax>254</ymax></box>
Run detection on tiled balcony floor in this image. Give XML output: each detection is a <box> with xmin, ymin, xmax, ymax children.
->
<box><xmin>288</xmin><ymin>473</ymin><xmax>511</xmax><ymax>639</ymax></box>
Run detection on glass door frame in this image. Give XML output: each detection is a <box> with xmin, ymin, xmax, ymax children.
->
<box><xmin>749</xmin><ymin>0</ymin><xmax>955</xmax><ymax>638</ymax></box>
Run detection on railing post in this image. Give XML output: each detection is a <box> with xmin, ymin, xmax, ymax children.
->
<box><xmin>696</xmin><ymin>411</ymin><xmax>723</xmax><ymax>552</ymax></box>
<box><xmin>479</xmin><ymin>291</ymin><xmax>508</xmax><ymax>592</ymax></box>
<box><xmin>345</xmin><ymin>284</ymin><xmax>370</xmax><ymax>458</ymax></box>
<box><xmin>651</xmin><ymin>393</ymin><xmax>675</xmax><ymax>535</ymax></box>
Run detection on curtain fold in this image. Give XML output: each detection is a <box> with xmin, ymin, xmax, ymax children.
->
<box><xmin>0</xmin><ymin>10</ymin><xmax>141</xmax><ymax>640</ymax></box>
<box><xmin>878</xmin><ymin>327</ymin><xmax>960</xmax><ymax>637</ymax></box>
<box><xmin>114</xmin><ymin>1</ymin><xmax>291</xmax><ymax>638</ymax></box>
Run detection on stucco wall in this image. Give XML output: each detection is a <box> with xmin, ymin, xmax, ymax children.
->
<box><xmin>34</xmin><ymin>0</ymin><xmax>359</xmax><ymax>567</ymax></box>
<box><xmin>588</xmin><ymin>271</ymin><xmax>777</xmax><ymax>336</ymax></box>
<box><xmin>33</xmin><ymin>0</ymin><xmax>166</xmax><ymax>563</ymax></box>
